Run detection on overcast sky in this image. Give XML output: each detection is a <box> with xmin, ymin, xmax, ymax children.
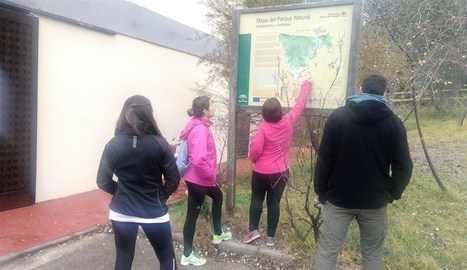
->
<box><xmin>127</xmin><ymin>0</ymin><xmax>212</xmax><ymax>33</ymax></box>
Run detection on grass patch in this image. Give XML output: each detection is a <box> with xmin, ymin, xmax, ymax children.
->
<box><xmin>168</xmin><ymin>107</ymin><xmax>466</xmax><ymax>269</ymax></box>
<box><xmin>400</xmin><ymin>107</ymin><xmax>467</xmax><ymax>143</ymax></box>
<box><xmin>383</xmin><ymin>173</ymin><xmax>467</xmax><ymax>269</ymax></box>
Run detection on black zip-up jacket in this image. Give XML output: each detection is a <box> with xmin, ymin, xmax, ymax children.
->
<box><xmin>97</xmin><ymin>126</ymin><xmax>180</xmax><ymax>218</ymax></box>
<box><xmin>314</xmin><ymin>96</ymin><xmax>413</xmax><ymax>209</ymax></box>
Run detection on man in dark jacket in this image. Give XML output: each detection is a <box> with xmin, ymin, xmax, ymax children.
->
<box><xmin>313</xmin><ymin>74</ymin><xmax>413</xmax><ymax>270</ymax></box>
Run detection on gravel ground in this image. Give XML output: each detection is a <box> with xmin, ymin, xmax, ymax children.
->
<box><xmin>410</xmin><ymin>140</ymin><xmax>467</xmax><ymax>191</ymax></box>
<box><xmin>171</xmin><ymin>228</ymin><xmax>304</xmax><ymax>270</ymax></box>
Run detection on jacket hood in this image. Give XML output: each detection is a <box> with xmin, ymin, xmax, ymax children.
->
<box><xmin>345</xmin><ymin>94</ymin><xmax>393</xmax><ymax>124</ymax></box>
<box><xmin>179</xmin><ymin>117</ymin><xmax>212</xmax><ymax>140</ymax></box>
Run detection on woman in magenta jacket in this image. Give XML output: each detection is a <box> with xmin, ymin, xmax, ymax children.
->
<box><xmin>179</xmin><ymin>96</ymin><xmax>232</xmax><ymax>266</ymax></box>
<box><xmin>243</xmin><ymin>80</ymin><xmax>312</xmax><ymax>247</ymax></box>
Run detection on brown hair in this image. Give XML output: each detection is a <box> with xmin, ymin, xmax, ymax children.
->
<box><xmin>262</xmin><ymin>97</ymin><xmax>282</xmax><ymax>122</ymax></box>
<box><xmin>188</xmin><ymin>96</ymin><xmax>211</xmax><ymax>118</ymax></box>
<box><xmin>115</xmin><ymin>95</ymin><xmax>163</xmax><ymax>136</ymax></box>
<box><xmin>361</xmin><ymin>74</ymin><xmax>388</xmax><ymax>95</ymax></box>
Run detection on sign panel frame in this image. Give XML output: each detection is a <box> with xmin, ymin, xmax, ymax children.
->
<box><xmin>226</xmin><ymin>1</ymin><xmax>362</xmax><ymax>212</ymax></box>
<box><xmin>234</xmin><ymin>0</ymin><xmax>363</xmax><ymax>113</ymax></box>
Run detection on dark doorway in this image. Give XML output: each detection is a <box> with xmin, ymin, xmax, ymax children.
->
<box><xmin>0</xmin><ymin>6</ymin><xmax>38</xmax><ymax>211</ymax></box>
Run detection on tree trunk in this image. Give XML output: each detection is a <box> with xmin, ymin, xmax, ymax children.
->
<box><xmin>414</xmin><ymin>101</ymin><xmax>447</xmax><ymax>191</ymax></box>
<box><xmin>461</xmin><ymin>109</ymin><xmax>467</xmax><ymax>126</ymax></box>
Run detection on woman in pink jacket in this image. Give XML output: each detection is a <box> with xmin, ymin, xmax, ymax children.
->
<box><xmin>179</xmin><ymin>96</ymin><xmax>232</xmax><ymax>266</ymax></box>
<box><xmin>243</xmin><ymin>80</ymin><xmax>312</xmax><ymax>247</ymax></box>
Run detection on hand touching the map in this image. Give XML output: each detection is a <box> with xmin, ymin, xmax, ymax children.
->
<box><xmin>301</xmin><ymin>80</ymin><xmax>312</xmax><ymax>93</ymax></box>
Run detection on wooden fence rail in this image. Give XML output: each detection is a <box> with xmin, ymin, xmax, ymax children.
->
<box><xmin>389</xmin><ymin>88</ymin><xmax>467</xmax><ymax>104</ymax></box>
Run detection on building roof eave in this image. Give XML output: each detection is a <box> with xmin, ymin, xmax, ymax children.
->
<box><xmin>0</xmin><ymin>0</ymin><xmax>224</xmax><ymax>58</ymax></box>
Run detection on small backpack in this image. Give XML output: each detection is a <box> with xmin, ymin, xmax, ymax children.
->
<box><xmin>176</xmin><ymin>140</ymin><xmax>189</xmax><ymax>176</ymax></box>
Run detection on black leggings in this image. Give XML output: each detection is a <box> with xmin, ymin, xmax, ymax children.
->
<box><xmin>248</xmin><ymin>170</ymin><xmax>289</xmax><ymax>237</ymax></box>
<box><xmin>111</xmin><ymin>220</ymin><xmax>177</xmax><ymax>270</ymax></box>
<box><xmin>183</xmin><ymin>181</ymin><xmax>223</xmax><ymax>256</ymax></box>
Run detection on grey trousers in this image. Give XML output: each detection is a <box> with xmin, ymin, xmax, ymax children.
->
<box><xmin>313</xmin><ymin>202</ymin><xmax>387</xmax><ymax>270</ymax></box>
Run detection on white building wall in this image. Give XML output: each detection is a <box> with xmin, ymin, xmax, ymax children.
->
<box><xmin>35</xmin><ymin>16</ymin><xmax>214</xmax><ymax>202</ymax></box>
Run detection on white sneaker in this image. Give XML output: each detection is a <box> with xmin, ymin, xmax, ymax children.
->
<box><xmin>180</xmin><ymin>251</ymin><xmax>207</xmax><ymax>266</ymax></box>
<box><xmin>212</xmin><ymin>229</ymin><xmax>232</xmax><ymax>244</ymax></box>
<box><xmin>266</xmin><ymin>236</ymin><xmax>275</xmax><ymax>247</ymax></box>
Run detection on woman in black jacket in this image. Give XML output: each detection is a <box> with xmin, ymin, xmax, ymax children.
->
<box><xmin>97</xmin><ymin>95</ymin><xmax>180</xmax><ymax>270</ymax></box>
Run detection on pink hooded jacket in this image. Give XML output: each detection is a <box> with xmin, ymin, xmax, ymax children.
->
<box><xmin>250</xmin><ymin>80</ymin><xmax>311</xmax><ymax>174</ymax></box>
<box><xmin>179</xmin><ymin>117</ymin><xmax>217</xmax><ymax>187</ymax></box>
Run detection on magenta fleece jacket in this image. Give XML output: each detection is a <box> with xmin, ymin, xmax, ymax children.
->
<box><xmin>250</xmin><ymin>81</ymin><xmax>311</xmax><ymax>174</ymax></box>
<box><xmin>179</xmin><ymin>117</ymin><xmax>217</xmax><ymax>187</ymax></box>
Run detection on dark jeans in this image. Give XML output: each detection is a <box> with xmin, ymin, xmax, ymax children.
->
<box><xmin>248</xmin><ymin>170</ymin><xmax>288</xmax><ymax>237</ymax></box>
<box><xmin>183</xmin><ymin>181</ymin><xmax>223</xmax><ymax>256</ymax></box>
<box><xmin>111</xmin><ymin>220</ymin><xmax>177</xmax><ymax>270</ymax></box>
